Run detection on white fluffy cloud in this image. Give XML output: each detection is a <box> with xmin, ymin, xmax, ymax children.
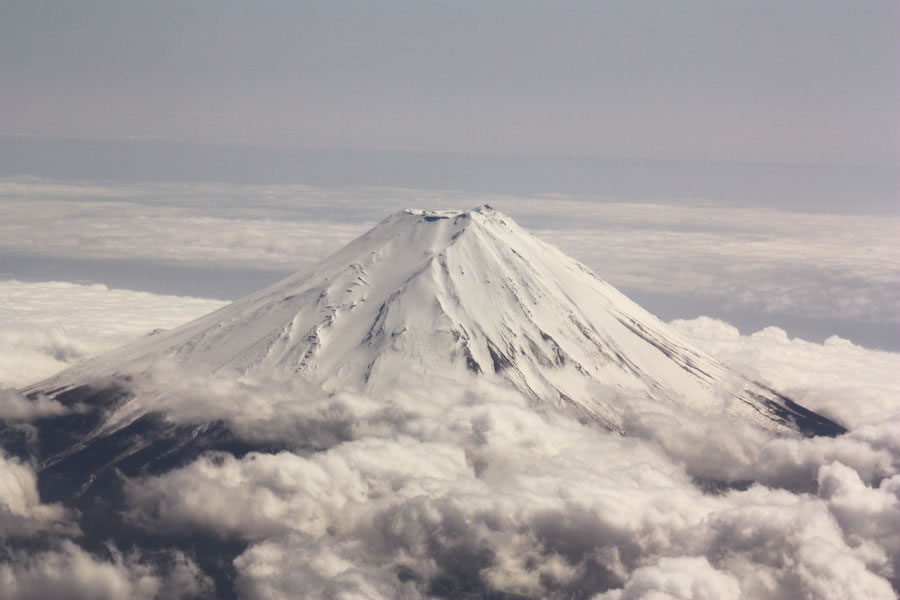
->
<box><xmin>0</xmin><ymin>280</ymin><xmax>226</xmax><ymax>388</ymax></box>
<box><xmin>124</xmin><ymin>384</ymin><xmax>898</xmax><ymax>599</ymax></box>
<box><xmin>0</xmin><ymin>418</ymin><xmax>212</xmax><ymax>600</ymax></box>
<box><xmin>0</xmin><ymin>452</ymin><xmax>75</xmax><ymax>538</ymax></box>
<box><xmin>594</xmin><ymin>556</ymin><xmax>741</xmax><ymax>600</ymax></box>
<box><xmin>0</xmin><ymin>541</ymin><xmax>213</xmax><ymax>600</ymax></box>
<box><xmin>670</xmin><ymin>317</ymin><xmax>900</xmax><ymax>428</ymax></box>
<box><xmin>118</xmin><ymin>335</ymin><xmax>899</xmax><ymax>598</ymax></box>
<box><xmin>818</xmin><ymin>461</ymin><xmax>900</xmax><ymax>585</ymax></box>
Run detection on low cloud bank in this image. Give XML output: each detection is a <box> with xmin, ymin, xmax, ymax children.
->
<box><xmin>671</xmin><ymin>316</ymin><xmax>900</xmax><ymax>428</ymax></box>
<box><xmin>3</xmin><ymin>178</ymin><xmax>898</xmax><ymax>327</ymax></box>
<box><xmin>0</xmin><ymin>452</ymin><xmax>212</xmax><ymax>599</ymax></box>
<box><xmin>1</xmin><ymin>305</ymin><xmax>898</xmax><ymax>598</ymax></box>
<box><xmin>116</xmin><ymin>320</ymin><xmax>899</xmax><ymax>599</ymax></box>
<box><xmin>0</xmin><ymin>540</ymin><xmax>213</xmax><ymax>600</ymax></box>
<box><xmin>122</xmin><ymin>379</ymin><xmax>898</xmax><ymax>599</ymax></box>
<box><xmin>0</xmin><ymin>280</ymin><xmax>226</xmax><ymax>388</ymax></box>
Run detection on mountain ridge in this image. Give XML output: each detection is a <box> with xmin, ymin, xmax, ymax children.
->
<box><xmin>24</xmin><ymin>205</ymin><xmax>845</xmax><ymax>439</ymax></box>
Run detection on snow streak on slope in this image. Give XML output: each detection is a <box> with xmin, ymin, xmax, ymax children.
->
<box><xmin>26</xmin><ymin>206</ymin><xmax>843</xmax><ymax>437</ymax></box>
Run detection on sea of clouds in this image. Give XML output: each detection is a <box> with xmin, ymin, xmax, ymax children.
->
<box><xmin>0</xmin><ymin>279</ymin><xmax>897</xmax><ymax>599</ymax></box>
<box><xmin>3</xmin><ymin>178</ymin><xmax>898</xmax><ymax>328</ymax></box>
<box><xmin>0</xmin><ymin>280</ymin><xmax>227</xmax><ymax>389</ymax></box>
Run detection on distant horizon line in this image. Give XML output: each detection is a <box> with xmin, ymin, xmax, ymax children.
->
<box><xmin>3</xmin><ymin>132</ymin><xmax>897</xmax><ymax>171</ymax></box>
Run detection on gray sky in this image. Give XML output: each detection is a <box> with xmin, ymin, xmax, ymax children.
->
<box><xmin>2</xmin><ymin>0</ymin><xmax>898</xmax><ymax>166</ymax></box>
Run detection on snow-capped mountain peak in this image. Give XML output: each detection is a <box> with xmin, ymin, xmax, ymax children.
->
<box><xmin>27</xmin><ymin>205</ymin><xmax>844</xmax><ymax>437</ymax></box>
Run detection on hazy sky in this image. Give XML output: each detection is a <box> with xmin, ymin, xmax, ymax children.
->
<box><xmin>1</xmin><ymin>2</ymin><xmax>898</xmax><ymax>350</ymax></box>
<box><xmin>3</xmin><ymin>0</ymin><xmax>898</xmax><ymax>166</ymax></box>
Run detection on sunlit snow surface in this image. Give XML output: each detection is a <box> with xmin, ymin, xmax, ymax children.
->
<box><xmin>27</xmin><ymin>206</ymin><xmax>840</xmax><ymax>437</ymax></box>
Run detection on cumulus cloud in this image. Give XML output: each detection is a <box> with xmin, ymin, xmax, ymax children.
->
<box><xmin>0</xmin><ymin>452</ymin><xmax>75</xmax><ymax>538</ymax></box>
<box><xmin>593</xmin><ymin>556</ymin><xmax>741</xmax><ymax>600</ymax></box>
<box><xmin>98</xmin><ymin>316</ymin><xmax>899</xmax><ymax>599</ymax></box>
<box><xmin>125</xmin><ymin>439</ymin><xmax>474</xmax><ymax>541</ymax></box>
<box><xmin>126</xmin><ymin>362</ymin><xmax>397</xmax><ymax>449</ymax></box>
<box><xmin>818</xmin><ymin>461</ymin><xmax>900</xmax><ymax>584</ymax></box>
<box><xmin>670</xmin><ymin>316</ymin><xmax>900</xmax><ymax>428</ymax></box>
<box><xmin>123</xmin><ymin>407</ymin><xmax>899</xmax><ymax>599</ymax></box>
<box><xmin>0</xmin><ymin>541</ymin><xmax>213</xmax><ymax>600</ymax></box>
<box><xmin>0</xmin><ymin>431</ymin><xmax>212</xmax><ymax>600</ymax></box>
<box><xmin>117</xmin><ymin>371</ymin><xmax>898</xmax><ymax>598</ymax></box>
<box><xmin>620</xmin><ymin>393</ymin><xmax>896</xmax><ymax>492</ymax></box>
<box><xmin>619</xmin><ymin>318</ymin><xmax>899</xmax><ymax>496</ymax></box>
<box><xmin>123</xmin><ymin>384</ymin><xmax>706</xmax><ymax>597</ymax></box>
<box><xmin>0</xmin><ymin>280</ymin><xmax>226</xmax><ymax>388</ymax></box>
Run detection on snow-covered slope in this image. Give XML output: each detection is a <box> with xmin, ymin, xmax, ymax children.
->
<box><xmin>26</xmin><ymin>206</ymin><xmax>843</xmax><ymax>436</ymax></box>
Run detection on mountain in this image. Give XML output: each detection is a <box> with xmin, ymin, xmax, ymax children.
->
<box><xmin>25</xmin><ymin>205</ymin><xmax>842</xmax><ymax>440</ymax></box>
<box><xmin>6</xmin><ymin>205</ymin><xmax>849</xmax><ymax>599</ymax></box>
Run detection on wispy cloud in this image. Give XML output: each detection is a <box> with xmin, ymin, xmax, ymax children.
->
<box><xmin>0</xmin><ymin>452</ymin><xmax>76</xmax><ymax>538</ymax></box>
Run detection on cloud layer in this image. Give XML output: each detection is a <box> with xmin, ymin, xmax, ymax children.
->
<box><xmin>0</xmin><ymin>280</ymin><xmax>226</xmax><ymax>388</ymax></box>
<box><xmin>2</xmin><ymin>178</ymin><xmax>898</xmax><ymax>330</ymax></box>
<box><xmin>1</xmin><ymin>216</ymin><xmax>898</xmax><ymax>598</ymax></box>
<box><xmin>119</xmin><ymin>371</ymin><xmax>899</xmax><ymax>599</ymax></box>
<box><xmin>671</xmin><ymin>317</ymin><xmax>900</xmax><ymax>428</ymax></box>
<box><xmin>0</xmin><ymin>540</ymin><xmax>213</xmax><ymax>600</ymax></box>
<box><xmin>114</xmin><ymin>318</ymin><xmax>898</xmax><ymax>598</ymax></box>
